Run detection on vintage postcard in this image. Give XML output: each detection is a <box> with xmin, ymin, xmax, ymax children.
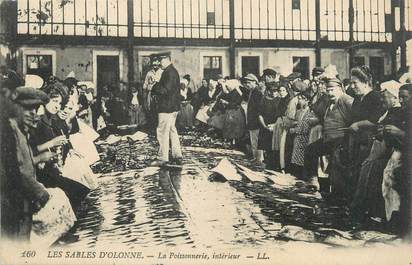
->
<box><xmin>0</xmin><ymin>0</ymin><xmax>411</xmax><ymax>264</ymax></box>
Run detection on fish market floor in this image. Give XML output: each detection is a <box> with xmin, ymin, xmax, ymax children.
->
<box><xmin>58</xmin><ymin>132</ymin><xmax>400</xmax><ymax>249</ymax></box>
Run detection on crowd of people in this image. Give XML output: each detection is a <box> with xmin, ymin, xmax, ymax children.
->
<box><xmin>142</xmin><ymin>58</ymin><xmax>412</xmax><ymax>237</ymax></box>
<box><xmin>1</xmin><ymin>67</ymin><xmax>101</xmax><ymax>243</ymax></box>
<box><xmin>1</xmin><ymin>53</ymin><xmax>411</xmax><ymax>244</ymax></box>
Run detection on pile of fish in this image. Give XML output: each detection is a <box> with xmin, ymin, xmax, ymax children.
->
<box><xmin>72</xmin><ymin>129</ymin><xmax>401</xmax><ymax>248</ymax></box>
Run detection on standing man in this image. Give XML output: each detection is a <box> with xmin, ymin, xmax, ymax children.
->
<box><xmin>243</xmin><ymin>73</ymin><xmax>264</xmax><ymax>164</ymax></box>
<box><xmin>151</xmin><ymin>52</ymin><xmax>183</xmax><ymax>166</ymax></box>
<box><xmin>1</xmin><ymin>86</ymin><xmax>51</xmax><ymax>241</ymax></box>
<box><xmin>304</xmin><ymin>77</ymin><xmax>353</xmax><ymax>194</ymax></box>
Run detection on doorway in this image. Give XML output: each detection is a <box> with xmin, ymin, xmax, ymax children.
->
<box><xmin>96</xmin><ymin>55</ymin><xmax>120</xmax><ymax>97</ymax></box>
<box><xmin>369</xmin><ymin>56</ymin><xmax>384</xmax><ymax>82</ymax></box>
<box><xmin>241</xmin><ymin>56</ymin><xmax>260</xmax><ymax>77</ymax></box>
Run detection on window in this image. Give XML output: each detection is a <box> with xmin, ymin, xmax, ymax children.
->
<box><xmin>353</xmin><ymin>56</ymin><xmax>365</xmax><ymax>67</ymax></box>
<box><xmin>26</xmin><ymin>55</ymin><xmax>53</xmax><ymax>81</ymax></box>
<box><xmin>384</xmin><ymin>14</ymin><xmax>392</xmax><ymax>32</ymax></box>
<box><xmin>203</xmin><ymin>56</ymin><xmax>222</xmax><ymax>80</ymax></box>
<box><xmin>207</xmin><ymin>12</ymin><xmax>216</xmax><ymax>26</ymax></box>
<box><xmin>241</xmin><ymin>56</ymin><xmax>260</xmax><ymax>78</ymax></box>
<box><xmin>369</xmin><ymin>57</ymin><xmax>385</xmax><ymax>82</ymax></box>
<box><xmin>292</xmin><ymin>57</ymin><xmax>309</xmax><ymax>80</ymax></box>
<box><xmin>292</xmin><ymin>0</ymin><xmax>301</xmax><ymax>10</ymax></box>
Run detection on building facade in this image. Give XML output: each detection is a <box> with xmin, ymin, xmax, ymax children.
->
<box><xmin>0</xmin><ymin>0</ymin><xmax>411</xmax><ymax>93</ymax></box>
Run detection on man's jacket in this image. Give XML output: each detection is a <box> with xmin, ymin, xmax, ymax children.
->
<box><xmin>152</xmin><ymin>64</ymin><xmax>180</xmax><ymax>113</ymax></box>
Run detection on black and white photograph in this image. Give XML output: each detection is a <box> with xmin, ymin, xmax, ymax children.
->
<box><xmin>0</xmin><ymin>0</ymin><xmax>411</xmax><ymax>264</ymax></box>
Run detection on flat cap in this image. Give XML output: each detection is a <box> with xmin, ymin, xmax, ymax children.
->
<box><xmin>157</xmin><ymin>52</ymin><xmax>171</xmax><ymax>59</ymax></box>
<box><xmin>287</xmin><ymin>72</ymin><xmax>301</xmax><ymax>81</ymax></box>
<box><xmin>324</xmin><ymin>77</ymin><xmax>343</xmax><ymax>88</ymax></box>
<box><xmin>312</xmin><ymin>67</ymin><xmax>325</xmax><ymax>76</ymax></box>
<box><xmin>263</xmin><ymin>68</ymin><xmax>277</xmax><ymax>77</ymax></box>
<box><xmin>242</xmin><ymin>73</ymin><xmax>259</xmax><ymax>83</ymax></box>
<box><xmin>266</xmin><ymin>81</ymin><xmax>281</xmax><ymax>89</ymax></box>
<box><xmin>63</xmin><ymin>77</ymin><xmax>78</xmax><ymax>88</ymax></box>
<box><xmin>11</xmin><ymin>86</ymin><xmax>49</xmax><ymax>108</ymax></box>
<box><xmin>292</xmin><ymin>80</ymin><xmax>308</xmax><ymax>92</ymax></box>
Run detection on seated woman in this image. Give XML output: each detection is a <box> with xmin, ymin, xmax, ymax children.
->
<box><xmin>77</xmin><ymin>84</ymin><xmax>89</xmax><ymax>124</ymax></box>
<box><xmin>30</xmin><ymin>84</ymin><xmax>89</xmax><ymax>211</ymax></box>
<box><xmin>257</xmin><ymin>82</ymin><xmax>280</xmax><ymax>169</ymax></box>
<box><xmin>220</xmin><ymin>79</ymin><xmax>246</xmax><ymax>146</ymax></box>
<box><xmin>176</xmin><ymin>79</ymin><xmax>194</xmax><ymax>131</ymax></box>
<box><xmin>192</xmin><ymin>79</ymin><xmax>208</xmax><ymax>116</ymax></box>
<box><xmin>388</xmin><ymin>83</ymin><xmax>412</xmax><ymax>236</ymax></box>
<box><xmin>206</xmin><ymin>80</ymin><xmax>226</xmax><ymax>131</ymax></box>
<box><xmin>350</xmin><ymin>83</ymin><xmax>405</xmax><ymax>226</ymax></box>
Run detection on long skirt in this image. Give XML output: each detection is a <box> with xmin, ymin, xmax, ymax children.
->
<box><xmin>291</xmin><ymin>117</ymin><xmax>312</xmax><ymax>167</ymax></box>
<box><xmin>208</xmin><ymin>111</ymin><xmax>225</xmax><ymax>130</ymax></box>
<box><xmin>195</xmin><ymin>105</ymin><xmax>210</xmax><ymax>124</ymax></box>
<box><xmin>350</xmin><ymin>140</ymin><xmax>389</xmax><ymax>219</ymax></box>
<box><xmin>382</xmin><ymin>150</ymin><xmax>402</xmax><ymax>221</ymax></box>
<box><xmin>272</xmin><ymin>118</ymin><xmax>284</xmax><ymax>151</ymax></box>
<box><xmin>222</xmin><ymin>107</ymin><xmax>246</xmax><ymax>140</ymax></box>
<box><xmin>279</xmin><ymin>130</ymin><xmax>295</xmax><ymax>170</ymax></box>
<box><xmin>258</xmin><ymin>127</ymin><xmax>273</xmax><ymax>151</ymax></box>
<box><xmin>129</xmin><ymin>104</ymin><xmax>147</xmax><ymax>127</ymax></box>
<box><xmin>308</xmin><ymin>124</ymin><xmax>323</xmax><ymax>145</ymax></box>
<box><xmin>177</xmin><ymin>102</ymin><xmax>194</xmax><ymax>128</ymax></box>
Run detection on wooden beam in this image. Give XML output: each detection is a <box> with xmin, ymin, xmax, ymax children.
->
<box><xmin>229</xmin><ymin>0</ymin><xmax>236</xmax><ymax>78</ymax></box>
<box><xmin>127</xmin><ymin>0</ymin><xmax>134</xmax><ymax>85</ymax></box>
<box><xmin>400</xmin><ymin>0</ymin><xmax>407</xmax><ymax>71</ymax></box>
<box><xmin>391</xmin><ymin>0</ymin><xmax>397</xmax><ymax>76</ymax></box>
<box><xmin>315</xmin><ymin>0</ymin><xmax>321</xmax><ymax>67</ymax></box>
<box><xmin>348</xmin><ymin>0</ymin><xmax>355</xmax><ymax>70</ymax></box>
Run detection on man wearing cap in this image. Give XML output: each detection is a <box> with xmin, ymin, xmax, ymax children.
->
<box><xmin>304</xmin><ymin>77</ymin><xmax>353</xmax><ymax>193</ymax></box>
<box><xmin>309</xmin><ymin>67</ymin><xmax>325</xmax><ymax>97</ymax></box>
<box><xmin>1</xmin><ymin>87</ymin><xmax>51</xmax><ymax>241</ymax></box>
<box><xmin>262</xmin><ymin>68</ymin><xmax>278</xmax><ymax>84</ymax></box>
<box><xmin>243</xmin><ymin>73</ymin><xmax>264</xmax><ymax>163</ymax></box>
<box><xmin>312</xmin><ymin>67</ymin><xmax>325</xmax><ymax>80</ymax></box>
<box><xmin>151</xmin><ymin>52</ymin><xmax>183</xmax><ymax>166</ymax></box>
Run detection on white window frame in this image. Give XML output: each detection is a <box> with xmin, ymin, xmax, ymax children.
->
<box><xmin>199</xmin><ymin>51</ymin><xmax>227</xmax><ymax>79</ymax></box>
<box><xmin>22</xmin><ymin>48</ymin><xmax>57</xmax><ymax>77</ymax></box>
<box><xmin>237</xmin><ymin>51</ymin><xmax>263</xmax><ymax>78</ymax></box>
<box><xmin>92</xmin><ymin>50</ymin><xmax>123</xmax><ymax>87</ymax></box>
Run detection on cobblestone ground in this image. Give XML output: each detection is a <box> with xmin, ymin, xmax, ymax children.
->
<box><xmin>58</xmin><ymin>130</ymin><xmax>400</xmax><ymax>249</ymax></box>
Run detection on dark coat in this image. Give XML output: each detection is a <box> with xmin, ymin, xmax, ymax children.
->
<box><xmin>152</xmin><ymin>64</ymin><xmax>181</xmax><ymax>113</ymax></box>
<box><xmin>247</xmin><ymin>88</ymin><xmax>264</xmax><ymax>130</ymax></box>
<box><xmin>1</xmin><ymin>116</ymin><xmax>48</xmax><ymax>241</ymax></box>
<box><xmin>197</xmin><ymin>85</ymin><xmax>221</xmax><ymax>106</ymax></box>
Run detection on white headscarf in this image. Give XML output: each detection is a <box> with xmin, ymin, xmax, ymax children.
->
<box><xmin>180</xmin><ymin>80</ymin><xmax>189</xmax><ymax>100</ymax></box>
<box><xmin>225</xmin><ymin>79</ymin><xmax>242</xmax><ymax>96</ymax></box>
<box><xmin>381</xmin><ymin>80</ymin><xmax>401</xmax><ymax>107</ymax></box>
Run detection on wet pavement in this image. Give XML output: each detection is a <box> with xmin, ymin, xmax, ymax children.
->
<box><xmin>58</xmin><ymin>130</ymin><xmax>400</xmax><ymax>249</ymax></box>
